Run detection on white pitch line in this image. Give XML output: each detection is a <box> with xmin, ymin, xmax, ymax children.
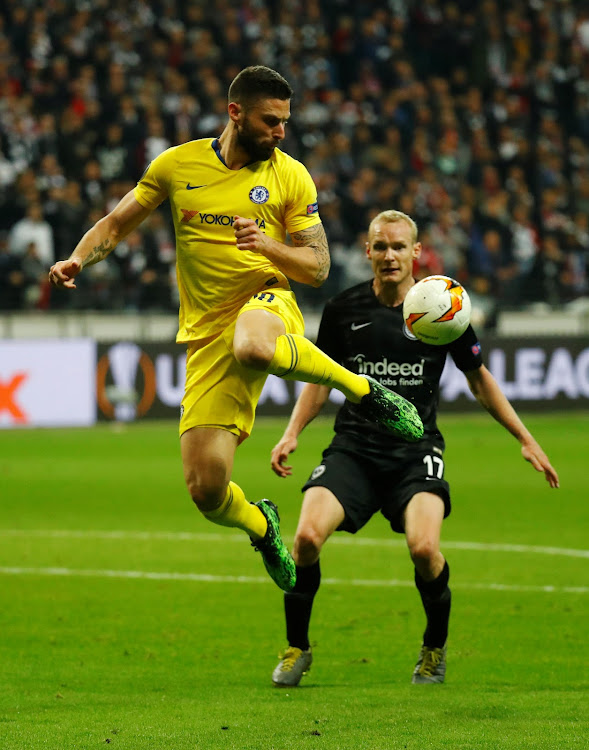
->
<box><xmin>0</xmin><ymin>566</ymin><xmax>587</xmax><ymax>594</ymax></box>
<box><xmin>0</xmin><ymin>528</ymin><xmax>588</xmax><ymax>559</ymax></box>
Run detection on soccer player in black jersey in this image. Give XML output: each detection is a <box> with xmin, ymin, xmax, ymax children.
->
<box><xmin>270</xmin><ymin>209</ymin><xmax>560</xmax><ymax>686</ymax></box>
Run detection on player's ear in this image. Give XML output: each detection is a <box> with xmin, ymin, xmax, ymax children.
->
<box><xmin>365</xmin><ymin>241</ymin><xmax>371</xmax><ymax>259</ymax></box>
<box><xmin>228</xmin><ymin>102</ymin><xmax>242</xmax><ymax>124</ymax></box>
<box><xmin>413</xmin><ymin>242</ymin><xmax>422</xmax><ymax>260</ymax></box>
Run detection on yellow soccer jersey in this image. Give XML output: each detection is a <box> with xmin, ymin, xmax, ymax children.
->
<box><xmin>133</xmin><ymin>138</ymin><xmax>321</xmax><ymax>343</ymax></box>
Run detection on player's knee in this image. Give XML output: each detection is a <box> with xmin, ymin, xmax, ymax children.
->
<box><xmin>233</xmin><ymin>337</ymin><xmax>274</xmax><ymax>371</ymax></box>
<box><xmin>408</xmin><ymin>537</ymin><xmax>439</xmax><ymax>567</ymax></box>
<box><xmin>184</xmin><ymin>471</ymin><xmax>226</xmax><ymax>513</ymax></box>
<box><xmin>293</xmin><ymin>527</ymin><xmax>324</xmax><ymax>565</ymax></box>
<box><xmin>189</xmin><ymin>485</ymin><xmax>226</xmax><ymax>513</ymax></box>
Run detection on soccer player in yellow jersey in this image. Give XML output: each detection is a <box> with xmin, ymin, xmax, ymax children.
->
<box><xmin>49</xmin><ymin>66</ymin><xmax>423</xmax><ymax>593</ymax></box>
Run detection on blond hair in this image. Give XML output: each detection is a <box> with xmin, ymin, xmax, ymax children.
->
<box><xmin>368</xmin><ymin>210</ymin><xmax>418</xmax><ymax>244</ymax></box>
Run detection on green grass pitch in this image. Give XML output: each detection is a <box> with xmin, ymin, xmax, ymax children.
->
<box><xmin>0</xmin><ymin>413</ymin><xmax>587</xmax><ymax>749</ymax></box>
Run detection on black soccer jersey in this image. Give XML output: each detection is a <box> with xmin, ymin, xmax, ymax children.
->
<box><xmin>316</xmin><ymin>279</ymin><xmax>483</xmax><ymax>457</ymax></box>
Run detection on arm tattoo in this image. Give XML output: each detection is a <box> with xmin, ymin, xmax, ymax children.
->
<box><xmin>82</xmin><ymin>239</ymin><xmax>112</xmax><ymax>268</ymax></box>
<box><xmin>291</xmin><ymin>223</ymin><xmax>330</xmax><ymax>285</ymax></box>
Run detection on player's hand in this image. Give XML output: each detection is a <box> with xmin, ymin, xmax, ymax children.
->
<box><xmin>521</xmin><ymin>439</ymin><xmax>560</xmax><ymax>488</ymax></box>
<box><xmin>271</xmin><ymin>435</ymin><xmax>298</xmax><ymax>477</ymax></box>
<box><xmin>49</xmin><ymin>259</ymin><xmax>82</xmax><ymax>289</ymax></box>
<box><xmin>234</xmin><ymin>215</ymin><xmax>269</xmax><ymax>255</ymax></box>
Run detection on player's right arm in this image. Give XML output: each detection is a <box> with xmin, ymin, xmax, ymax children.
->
<box><xmin>49</xmin><ymin>191</ymin><xmax>153</xmax><ymax>289</ymax></box>
<box><xmin>270</xmin><ymin>383</ymin><xmax>331</xmax><ymax>477</ymax></box>
<box><xmin>234</xmin><ymin>217</ymin><xmax>329</xmax><ymax>287</ymax></box>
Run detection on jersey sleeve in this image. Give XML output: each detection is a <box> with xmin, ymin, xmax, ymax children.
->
<box><xmin>448</xmin><ymin>325</ymin><xmax>484</xmax><ymax>371</ymax></box>
<box><xmin>283</xmin><ymin>159</ymin><xmax>322</xmax><ymax>234</ymax></box>
<box><xmin>133</xmin><ymin>147</ymin><xmax>177</xmax><ymax>210</ymax></box>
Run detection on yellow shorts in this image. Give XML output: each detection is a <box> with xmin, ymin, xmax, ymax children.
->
<box><xmin>180</xmin><ymin>286</ymin><xmax>305</xmax><ymax>442</ymax></box>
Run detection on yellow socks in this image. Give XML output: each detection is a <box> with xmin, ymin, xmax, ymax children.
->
<box><xmin>268</xmin><ymin>333</ymin><xmax>370</xmax><ymax>403</ymax></box>
<box><xmin>202</xmin><ymin>482</ymin><xmax>267</xmax><ymax>539</ymax></box>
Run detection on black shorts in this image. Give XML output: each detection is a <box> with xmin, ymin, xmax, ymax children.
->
<box><xmin>302</xmin><ymin>441</ymin><xmax>451</xmax><ymax>534</ymax></box>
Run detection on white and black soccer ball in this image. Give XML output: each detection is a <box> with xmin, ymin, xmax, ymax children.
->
<box><xmin>403</xmin><ymin>275</ymin><xmax>471</xmax><ymax>345</ymax></box>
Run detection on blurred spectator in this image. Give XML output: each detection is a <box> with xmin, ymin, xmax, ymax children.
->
<box><xmin>0</xmin><ymin>148</ymin><xmax>17</xmax><ymax>193</ymax></box>
<box><xmin>510</xmin><ymin>202</ymin><xmax>539</xmax><ymax>279</ymax></box>
<box><xmin>81</xmin><ymin>160</ymin><xmax>105</xmax><ymax>206</ymax></box>
<box><xmin>8</xmin><ymin>203</ymin><xmax>54</xmax><ymax>266</ymax></box>
<box><xmin>468</xmin><ymin>228</ymin><xmax>518</xmax><ymax>304</ymax></box>
<box><xmin>36</xmin><ymin>153</ymin><xmax>66</xmax><ymax>195</ymax></box>
<box><xmin>468</xmin><ymin>275</ymin><xmax>498</xmax><ymax>330</ymax></box>
<box><xmin>50</xmin><ymin>180</ymin><xmax>88</xmax><ymax>256</ymax></box>
<box><xmin>0</xmin><ymin>233</ymin><xmax>25</xmax><ymax>309</ymax></box>
<box><xmin>561</xmin><ymin>213</ymin><xmax>589</xmax><ymax>298</ymax></box>
<box><xmin>96</xmin><ymin>123</ymin><xmax>135</xmax><ymax>182</ymax></box>
<box><xmin>526</xmin><ymin>234</ymin><xmax>573</xmax><ymax>306</ymax></box>
<box><xmin>413</xmin><ymin>226</ymin><xmax>444</xmax><ymax>280</ymax></box>
<box><xmin>426</xmin><ymin>211</ymin><xmax>466</xmax><ymax>279</ymax></box>
<box><xmin>21</xmin><ymin>241</ymin><xmax>50</xmax><ymax>309</ymax></box>
<box><xmin>140</xmin><ymin>116</ymin><xmax>171</xmax><ymax>170</ymax></box>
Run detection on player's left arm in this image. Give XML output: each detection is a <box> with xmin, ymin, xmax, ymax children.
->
<box><xmin>465</xmin><ymin>365</ymin><xmax>560</xmax><ymax>488</ymax></box>
<box><xmin>233</xmin><ymin>217</ymin><xmax>329</xmax><ymax>287</ymax></box>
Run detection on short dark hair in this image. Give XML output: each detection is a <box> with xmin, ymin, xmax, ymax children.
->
<box><xmin>228</xmin><ymin>66</ymin><xmax>293</xmax><ymax>107</ymax></box>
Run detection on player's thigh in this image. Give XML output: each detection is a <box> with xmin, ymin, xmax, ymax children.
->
<box><xmin>237</xmin><ymin>286</ymin><xmax>305</xmax><ymax>337</ymax></box>
<box><xmin>403</xmin><ymin>491</ymin><xmax>446</xmax><ymax>552</ymax></box>
<box><xmin>380</xmin><ymin>440</ymin><xmax>451</xmax><ymax>533</ymax></box>
<box><xmin>303</xmin><ymin>449</ymin><xmax>381</xmax><ymax>533</ymax></box>
<box><xmin>181</xmin><ymin>333</ymin><xmax>265</xmax><ymax>442</ymax></box>
<box><xmin>180</xmin><ymin>426</ymin><xmax>238</xmax><ymax>502</ymax></box>
<box><xmin>233</xmin><ymin>307</ymin><xmax>286</xmax><ymax>366</ymax></box>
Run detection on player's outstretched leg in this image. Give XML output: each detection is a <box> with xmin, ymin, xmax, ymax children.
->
<box><xmin>411</xmin><ymin>644</ymin><xmax>447</xmax><ymax>684</ymax></box>
<box><xmin>358</xmin><ymin>376</ymin><xmax>423</xmax><ymax>442</ymax></box>
<box><xmin>272</xmin><ymin>647</ymin><xmax>313</xmax><ymax>687</ymax></box>
<box><xmin>251</xmin><ymin>499</ymin><xmax>296</xmax><ymax>592</ymax></box>
<box><xmin>268</xmin><ymin>335</ymin><xmax>423</xmax><ymax>441</ymax></box>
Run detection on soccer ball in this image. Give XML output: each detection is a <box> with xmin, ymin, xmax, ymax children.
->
<box><xmin>403</xmin><ymin>275</ymin><xmax>471</xmax><ymax>345</ymax></box>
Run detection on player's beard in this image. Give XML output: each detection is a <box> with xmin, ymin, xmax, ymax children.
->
<box><xmin>236</xmin><ymin>118</ymin><xmax>277</xmax><ymax>162</ymax></box>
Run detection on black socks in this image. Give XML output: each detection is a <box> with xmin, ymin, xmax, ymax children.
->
<box><xmin>284</xmin><ymin>560</ymin><xmax>321</xmax><ymax>651</ymax></box>
<box><xmin>415</xmin><ymin>561</ymin><xmax>451</xmax><ymax>649</ymax></box>
<box><xmin>285</xmin><ymin>559</ymin><xmax>450</xmax><ymax>651</ymax></box>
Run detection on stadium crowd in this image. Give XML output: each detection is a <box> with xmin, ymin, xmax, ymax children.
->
<box><xmin>1</xmin><ymin>0</ymin><xmax>588</xmax><ymax>327</ymax></box>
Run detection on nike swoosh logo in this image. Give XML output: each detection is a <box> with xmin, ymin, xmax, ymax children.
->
<box><xmin>186</xmin><ymin>184</ymin><xmax>207</xmax><ymax>190</ymax></box>
<box><xmin>351</xmin><ymin>322</ymin><xmax>372</xmax><ymax>331</ymax></box>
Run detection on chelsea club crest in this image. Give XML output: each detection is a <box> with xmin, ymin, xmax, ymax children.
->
<box><xmin>249</xmin><ymin>186</ymin><xmax>270</xmax><ymax>204</ymax></box>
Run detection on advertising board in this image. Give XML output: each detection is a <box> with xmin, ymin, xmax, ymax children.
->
<box><xmin>0</xmin><ymin>339</ymin><xmax>96</xmax><ymax>428</ymax></box>
<box><xmin>94</xmin><ymin>338</ymin><xmax>589</xmax><ymax>422</ymax></box>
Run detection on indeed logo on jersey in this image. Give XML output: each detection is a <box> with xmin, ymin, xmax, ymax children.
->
<box><xmin>353</xmin><ymin>354</ymin><xmax>425</xmax><ymax>387</ymax></box>
<box><xmin>197</xmin><ymin>213</ymin><xmax>266</xmax><ymax>229</ymax></box>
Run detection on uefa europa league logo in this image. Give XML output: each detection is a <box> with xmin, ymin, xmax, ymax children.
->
<box><xmin>96</xmin><ymin>342</ymin><xmax>156</xmax><ymax>421</ymax></box>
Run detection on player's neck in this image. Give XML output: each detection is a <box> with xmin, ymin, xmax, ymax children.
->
<box><xmin>372</xmin><ymin>277</ymin><xmax>415</xmax><ymax>308</ymax></box>
<box><xmin>217</xmin><ymin>125</ymin><xmax>251</xmax><ymax>170</ymax></box>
